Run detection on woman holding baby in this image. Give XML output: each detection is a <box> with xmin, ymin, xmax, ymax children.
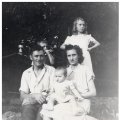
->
<box><xmin>41</xmin><ymin>44</ymin><xmax>97</xmax><ymax>120</ymax></box>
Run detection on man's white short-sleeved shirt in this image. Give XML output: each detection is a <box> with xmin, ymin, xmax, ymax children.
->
<box><xmin>19</xmin><ymin>64</ymin><xmax>55</xmax><ymax>94</ymax></box>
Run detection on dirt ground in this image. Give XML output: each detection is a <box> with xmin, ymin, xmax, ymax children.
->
<box><xmin>2</xmin><ymin>95</ymin><xmax>118</xmax><ymax>120</ymax></box>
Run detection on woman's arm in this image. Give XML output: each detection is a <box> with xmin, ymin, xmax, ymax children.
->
<box><xmin>72</xmin><ymin>88</ymin><xmax>84</xmax><ymax>100</ymax></box>
<box><xmin>69</xmin><ymin>82</ymin><xmax>84</xmax><ymax>100</ymax></box>
<box><xmin>81</xmin><ymin>80</ymin><xmax>96</xmax><ymax>99</ymax></box>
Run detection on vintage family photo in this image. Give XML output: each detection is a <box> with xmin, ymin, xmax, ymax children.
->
<box><xmin>2</xmin><ymin>2</ymin><xmax>118</xmax><ymax>120</ymax></box>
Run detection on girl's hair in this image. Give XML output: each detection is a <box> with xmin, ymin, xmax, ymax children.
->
<box><xmin>72</xmin><ymin>17</ymin><xmax>88</xmax><ymax>35</ymax></box>
<box><xmin>65</xmin><ymin>44</ymin><xmax>84</xmax><ymax>64</ymax></box>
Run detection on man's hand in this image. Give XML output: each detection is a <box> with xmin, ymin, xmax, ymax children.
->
<box><xmin>76</xmin><ymin>95</ymin><xmax>84</xmax><ymax>101</ymax></box>
<box><xmin>77</xmin><ymin>96</ymin><xmax>84</xmax><ymax>101</ymax></box>
<box><xmin>31</xmin><ymin>93</ymin><xmax>47</xmax><ymax>104</ymax></box>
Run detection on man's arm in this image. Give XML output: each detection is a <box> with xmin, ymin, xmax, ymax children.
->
<box><xmin>20</xmin><ymin>90</ymin><xmax>30</xmax><ymax>102</ymax></box>
<box><xmin>20</xmin><ymin>91</ymin><xmax>47</xmax><ymax>104</ymax></box>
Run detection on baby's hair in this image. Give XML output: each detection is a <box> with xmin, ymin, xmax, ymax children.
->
<box><xmin>72</xmin><ymin>17</ymin><xmax>88</xmax><ymax>34</ymax></box>
<box><xmin>55</xmin><ymin>66</ymin><xmax>67</xmax><ymax>77</ymax></box>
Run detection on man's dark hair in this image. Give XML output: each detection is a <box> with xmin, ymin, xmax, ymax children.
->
<box><xmin>65</xmin><ymin>44</ymin><xmax>84</xmax><ymax>64</ymax></box>
<box><xmin>29</xmin><ymin>44</ymin><xmax>44</xmax><ymax>55</ymax></box>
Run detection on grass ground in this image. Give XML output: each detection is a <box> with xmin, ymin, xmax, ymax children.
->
<box><xmin>2</xmin><ymin>94</ymin><xmax>118</xmax><ymax>120</ymax></box>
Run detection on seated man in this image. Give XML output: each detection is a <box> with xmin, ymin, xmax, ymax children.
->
<box><xmin>19</xmin><ymin>45</ymin><xmax>55</xmax><ymax>120</ymax></box>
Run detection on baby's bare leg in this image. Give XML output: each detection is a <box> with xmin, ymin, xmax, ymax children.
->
<box><xmin>69</xmin><ymin>96</ymin><xmax>85</xmax><ymax>116</ymax></box>
<box><xmin>42</xmin><ymin>94</ymin><xmax>56</xmax><ymax>111</ymax></box>
<box><xmin>43</xmin><ymin>116</ymin><xmax>52</xmax><ymax>120</ymax></box>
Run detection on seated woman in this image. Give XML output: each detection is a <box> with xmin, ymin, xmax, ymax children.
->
<box><xmin>41</xmin><ymin>45</ymin><xmax>97</xmax><ymax>120</ymax></box>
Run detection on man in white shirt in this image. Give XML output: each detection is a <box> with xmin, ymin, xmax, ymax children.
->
<box><xmin>19</xmin><ymin>45</ymin><xmax>55</xmax><ymax>120</ymax></box>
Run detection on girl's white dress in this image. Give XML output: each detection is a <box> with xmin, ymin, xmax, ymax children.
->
<box><xmin>62</xmin><ymin>34</ymin><xmax>97</xmax><ymax>76</ymax></box>
<box><xmin>40</xmin><ymin>64</ymin><xmax>97</xmax><ymax>120</ymax></box>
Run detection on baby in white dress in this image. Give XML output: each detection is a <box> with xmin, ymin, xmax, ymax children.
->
<box><xmin>42</xmin><ymin>66</ymin><xmax>84</xmax><ymax>116</ymax></box>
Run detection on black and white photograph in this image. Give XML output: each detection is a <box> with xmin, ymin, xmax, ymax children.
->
<box><xmin>2</xmin><ymin>2</ymin><xmax>118</xmax><ymax>120</ymax></box>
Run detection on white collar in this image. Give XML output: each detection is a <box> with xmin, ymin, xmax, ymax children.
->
<box><xmin>28</xmin><ymin>64</ymin><xmax>47</xmax><ymax>73</ymax></box>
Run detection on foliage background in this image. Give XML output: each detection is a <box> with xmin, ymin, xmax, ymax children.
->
<box><xmin>2</xmin><ymin>2</ymin><xmax>118</xmax><ymax>97</ymax></box>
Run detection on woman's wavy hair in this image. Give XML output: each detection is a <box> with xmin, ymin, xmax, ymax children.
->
<box><xmin>72</xmin><ymin>17</ymin><xmax>88</xmax><ymax>35</ymax></box>
<box><xmin>65</xmin><ymin>44</ymin><xmax>84</xmax><ymax>64</ymax></box>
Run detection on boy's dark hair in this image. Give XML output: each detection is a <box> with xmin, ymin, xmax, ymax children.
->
<box><xmin>37</xmin><ymin>39</ymin><xmax>48</xmax><ymax>45</ymax></box>
<box><xmin>40</xmin><ymin>40</ymin><xmax>48</xmax><ymax>44</ymax></box>
<box><xmin>55</xmin><ymin>66</ymin><xmax>67</xmax><ymax>77</ymax></box>
<box><xmin>29</xmin><ymin>44</ymin><xmax>44</xmax><ymax>55</ymax></box>
<box><xmin>65</xmin><ymin>44</ymin><xmax>84</xmax><ymax>64</ymax></box>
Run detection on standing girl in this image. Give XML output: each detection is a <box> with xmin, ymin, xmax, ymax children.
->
<box><xmin>61</xmin><ymin>17</ymin><xmax>100</xmax><ymax>76</ymax></box>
